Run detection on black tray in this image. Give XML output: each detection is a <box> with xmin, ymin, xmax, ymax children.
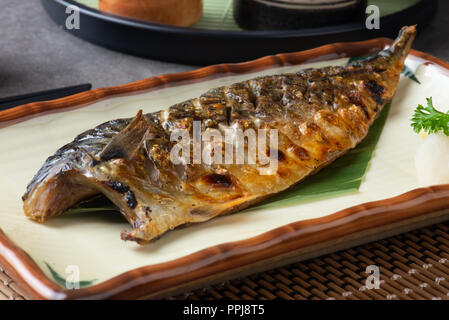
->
<box><xmin>41</xmin><ymin>0</ymin><xmax>438</xmax><ymax>65</ymax></box>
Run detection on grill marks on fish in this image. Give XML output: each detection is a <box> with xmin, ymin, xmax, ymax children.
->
<box><xmin>364</xmin><ymin>80</ymin><xmax>386</xmax><ymax>105</ymax></box>
<box><xmin>202</xmin><ymin>173</ymin><xmax>234</xmax><ymax>189</ymax></box>
<box><xmin>348</xmin><ymin>91</ymin><xmax>370</xmax><ymax>120</ymax></box>
<box><xmin>22</xmin><ymin>26</ymin><xmax>417</xmax><ymax>244</ymax></box>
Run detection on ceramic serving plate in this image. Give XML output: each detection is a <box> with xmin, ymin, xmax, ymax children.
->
<box><xmin>2</xmin><ymin>38</ymin><xmax>449</xmax><ymax>300</ymax></box>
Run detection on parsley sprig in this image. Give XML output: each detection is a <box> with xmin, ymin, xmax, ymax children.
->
<box><xmin>411</xmin><ymin>97</ymin><xmax>449</xmax><ymax>135</ymax></box>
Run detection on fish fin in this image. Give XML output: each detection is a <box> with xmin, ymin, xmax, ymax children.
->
<box><xmin>119</xmin><ymin>194</ymin><xmax>264</xmax><ymax>245</ymax></box>
<box><xmin>389</xmin><ymin>25</ymin><xmax>416</xmax><ymax>64</ymax></box>
<box><xmin>99</xmin><ymin>110</ymin><xmax>149</xmax><ymax>162</ymax></box>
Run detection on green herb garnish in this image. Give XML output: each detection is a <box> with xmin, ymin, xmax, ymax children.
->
<box><xmin>411</xmin><ymin>97</ymin><xmax>449</xmax><ymax>135</ymax></box>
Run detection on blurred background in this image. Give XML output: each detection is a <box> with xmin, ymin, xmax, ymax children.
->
<box><xmin>0</xmin><ymin>0</ymin><xmax>446</xmax><ymax>98</ymax></box>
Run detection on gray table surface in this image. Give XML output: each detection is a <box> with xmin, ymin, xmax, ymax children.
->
<box><xmin>1</xmin><ymin>0</ymin><xmax>448</xmax><ymax>98</ymax></box>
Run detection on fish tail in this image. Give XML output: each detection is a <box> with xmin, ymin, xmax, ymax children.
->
<box><xmin>388</xmin><ymin>25</ymin><xmax>417</xmax><ymax>64</ymax></box>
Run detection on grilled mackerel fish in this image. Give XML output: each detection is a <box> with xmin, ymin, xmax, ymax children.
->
<box><xmin>23</xmin><ymin>26</ymin><xmax>416</xmax><ymax>244</ymax></box>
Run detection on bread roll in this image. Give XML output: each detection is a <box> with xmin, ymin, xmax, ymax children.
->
<box><xmin>99</xmin><ymin>0</ymin><xmax>203</xmax><ymax>27</ymax></box>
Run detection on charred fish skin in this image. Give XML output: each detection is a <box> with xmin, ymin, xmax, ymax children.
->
<box><xmin>23</xmin><ymin>26</ymin><xmax>416</xmax><ymax>244</ymax></box>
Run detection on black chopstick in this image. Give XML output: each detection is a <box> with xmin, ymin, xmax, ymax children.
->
<box><xmin>0</xmin><ymin>84</ymin><xmax>92</xmax><ymax>111</ymax></box>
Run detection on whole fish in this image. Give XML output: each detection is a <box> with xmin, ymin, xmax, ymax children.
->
<box><xmin>23</xmin><ymin>26</ymin><xmax>416</xmax><ymax>244</ymax></box>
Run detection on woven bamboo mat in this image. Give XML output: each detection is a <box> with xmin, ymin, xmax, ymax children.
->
<box><xmin>3</xmin><ymin>221</ymin><xmax>449</xmax><ymax>300</ymax></box>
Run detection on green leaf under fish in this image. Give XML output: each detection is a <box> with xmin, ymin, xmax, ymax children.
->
<box><xmin>402</xmin><ymin>64</ymin><xmax>421</xmax><ymax>84</ymax></box>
